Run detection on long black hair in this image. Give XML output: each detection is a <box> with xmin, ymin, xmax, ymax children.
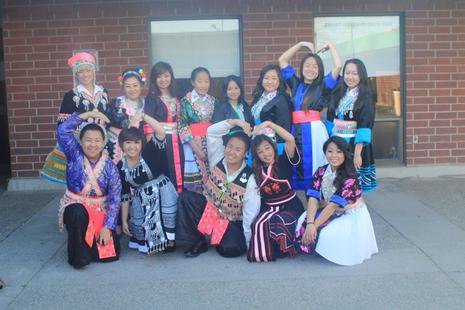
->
<box><xmin>251</xmin><ymin>64</ymin><xmax>287</xmax><ymax>105</ymax></box>
<box><xmin>220</xmin><ymin>75</ymin><xmax>247</xmax><ymax>105</ymax></box>
<box><xmin>323</xmin><ymin>136</ymin><xmax>358</xmax><ymax>190</ymax></box>
<box><xmin>148</xmin><ymin>61</ymin><xmax>176</xmax><ymax>97</ymax></box>
<box><xmin>299</xmin><ymin>53</ymin><xmax>326</xmax><ymax>111</ymax></box>
<box><xmin>299</xmin><ymin>53</ymin><xmax>324</xmax><ymax>85</ymax></box>
<box><xmin>250</xmin><ymin>134</ymin><xmax>279</xmax><ymax>187</ymax></box>
<box><xmin>331</xmin><ymin>58</ymin><xmax>372</xmax><ymax>116</ymax></box>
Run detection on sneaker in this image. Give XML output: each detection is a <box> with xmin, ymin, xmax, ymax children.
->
<box><xmin>137</xmin><ymin>243</ymin><xmax>149</xmax><ymax>254</ymax></box>
<box><xmin>128</xmin><ymin>241</ymin><xmax>140</xmax><ymax>250</ymax></box>
<box><xmin>128</xmin><ymin>238</ymin><xmax>148</xmax><ymax>253</ymax></box>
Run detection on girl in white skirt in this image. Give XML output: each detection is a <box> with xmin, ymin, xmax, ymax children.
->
<box><xmin>295</xmin><ymin>136</ymin><xmax>378</xmax><ymax>266</ymax></box>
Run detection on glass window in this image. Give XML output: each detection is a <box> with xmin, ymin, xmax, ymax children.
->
<box><xmin>314</xmin><ymin>15</ymin><xmax>403</xmax><ymax>161</ymax></box>
<box><xmin>150</xmin><ymin>19</ymin><xmax>241</xmax><ymax>98</ymax></box>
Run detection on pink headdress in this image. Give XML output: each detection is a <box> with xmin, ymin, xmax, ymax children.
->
<box><xmin>68</xmin><ymin>51</ymin><xmax>97</xmax><ymax>87</ymax></box>
<box><xmin>67</xmin><ymin>52</ymin><xmax>96</xmax><ymax>70</ymax></box>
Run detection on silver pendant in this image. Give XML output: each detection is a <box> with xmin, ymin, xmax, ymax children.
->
<box><xmin>239</xmin><ymin>173</ymin><xmax>247</xmax><ymax>183</ymax></box>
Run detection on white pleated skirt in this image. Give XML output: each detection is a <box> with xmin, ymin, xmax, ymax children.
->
<box><xmin>297</xmin><ymin>201</ymin><xmax>378</xmax><ymax>266</ymax></box>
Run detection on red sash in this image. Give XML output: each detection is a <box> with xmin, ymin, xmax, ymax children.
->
<box><xmin>82</xmin><ymin>202</ymin><xmax>116</xmax><ymax>259</ymax></box>
<box><xmin>197</xmin><ymin>201</ymin><xmax>229</xmax><ymax>245</ymax></box>
<box><xmin>292</xmin><ymin>110</ymin><xmax>321</xmax><ymax>124</ymax></box>
<box><xmin>59</xmin><ymin>154</ymin><xmax>116</xmax><ymax>259</ymax></box>
<box><xmin>59</xmin><ymin>189</ymin><xmax>116</xmax><ymax>259</ymax></box>
<box><xmin>190</xmin><ymin>122</ymin><xmax>210</xmax><ymax>137</ymax></box>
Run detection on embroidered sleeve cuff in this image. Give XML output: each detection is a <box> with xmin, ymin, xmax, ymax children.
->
<box><xmin>280</xmin><ymin>64</ymin><xmax>295</xmax><ymax>80</ymax></box>
<box><xmin>57</xmin><ymin>113</ymin><xmax>72</xmax><ymax>124</ymax></box>
<box><xmin>151</xmin><ymin>135</ymin><xmax>166</xmax><ymax>149</ymax></box>
<box><xmin>121</xmin><ymin>194</ymin><xmax>132</xmax><ymax>202</ymax></box>
<box><xmin>330</xmin><ymin>194</ymin><xmax>347</xmax><ymax>208</ymax></box>
<box><xmin>323</xmin><ymin>73</ymin><xmax>340</xmax><ymax>89</ymax></box>
<box><xmin>355</xmin><ymin>128</ymin><xmax>372</xmax><ymax>145</ymax></box>
<box><xmin>306</xmin><ymin>189</ymin><xmax>321</xmax><ymax>200</ymax></box>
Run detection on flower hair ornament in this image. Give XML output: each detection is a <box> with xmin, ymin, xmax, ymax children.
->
<box><xmin>118</xmin><ymin>67</ymin><xmax>147</xmax><ymax>87</ymax></box>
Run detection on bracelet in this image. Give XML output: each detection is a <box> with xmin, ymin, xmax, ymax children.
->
<box><xmin>306</xmin><ymin>221</ymin><xmax>314</xmax><ymax>225</ymax></box>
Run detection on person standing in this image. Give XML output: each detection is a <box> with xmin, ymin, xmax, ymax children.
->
<box><xmin>144</xmin><ymin>61</ymin><xmax>184</xmax><ymax>193</ymax></box>
<box><xmin>41</xmin><ymin>51</ymin><xmax>110</xmax><ymax>184</ymax></box>
<box><xmin>250</xmin><ymin>64</ymin><xmax>292</xmax><ymax>157</ymax></box>
<box><xmin>278</xmin><ymin>41</ymin><xmax>341</xmax><ymax>190</ymax></box>
<box><xmin>106</xmin><ymin>67</ymin><xmax>148</xmax><ymax>163</ymax></box>
<box><xmin>326</xmin><ymin>59</ymin><xmax>377</xmax><ymax>192</ymax></box>
<box><xmin>178</xmin><ymin>67</ymin><xmax>217</xmax><ymax>192</ymax></box>
<box><xmin>211</xmin><ymin>75</ymin><xmax>252</xmax><ymax>129</ymax></box>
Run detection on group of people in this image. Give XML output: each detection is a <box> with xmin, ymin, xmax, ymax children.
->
<box><xmin>41</xmin><ymin>41</ymin><xmax>378</xmax><ymax>269</ymax></box>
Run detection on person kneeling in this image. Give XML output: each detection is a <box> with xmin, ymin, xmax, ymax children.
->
<box><xmin>247</xmin><ymin>121</ymin><xmax>305</xmax><ymax>262</ymax></box>
<box><xmin>57</xmin><ymin>110</ymin><xmax>121</xmax><ymax>269</ymax></box>
<box><xmin>118</xmin><ymin>113</ymin><xmax>178</xmax><ymax>254</ymax></box>
<box><xmin>295</xmin><ymin>136</ymin><xmax>378</xmax><ymax>266</ymax></box>
<box><xmin>177</xmin><ymin>119</ymin><xmax>260</xmax><ymax>257</ymax></box>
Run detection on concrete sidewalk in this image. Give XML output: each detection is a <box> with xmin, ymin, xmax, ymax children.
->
<box><xmin>1</xmin><ymin>176</ymin><xmax>465</xmax><ymax>309</ymax></box>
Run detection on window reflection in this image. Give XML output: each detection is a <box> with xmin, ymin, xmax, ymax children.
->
<box><xmin>373</xmin><ymin>121</ymin><xmax>400</xmax><ymax>160</ymax></box>
<box><xmin>315</xmin><ymin>15</ymin><xmax>403</xmax><ymax>161</ymax></box>
<box><xmin>151</xmin><ymin>19</ymin><xmax>241</xmax><ymax>77</ymax></box>
<box><xmin>150</xmin><ymin>19</ymin><xmax>241</xmax><ymax>97</ymax></box>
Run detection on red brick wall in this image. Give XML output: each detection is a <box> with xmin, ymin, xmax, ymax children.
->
<box><xmin>3</xmin><ymin>0</ymin><xmax>465</xmax><ymax>177</ymax></box>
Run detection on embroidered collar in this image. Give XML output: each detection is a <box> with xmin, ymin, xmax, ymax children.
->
<box><xmin>321</xmin><ymin>165</ymin><xmax>337</xmax><ymax>201</ymax></box>
<box><xmin>229</xmin><ymin>100</ymin><xmax>245</xmax><ymax>120</ymax></box>
<box><xmin>191</xmin><ymin>89</ymin><xmax>209</xmax><ymax>103</ymax></box>
<box><xmin>252</xmin><ymin>92</ymin><xmax>276</xmax><ymax>120</ymax></box>
<box><xmin>261</xmin><ymin>90</ymin><xmax>277</xmax><ymax>101</ymax></box>
<box><xmin>77</xmin><ymin>84</ymin><xmax>103</xmax><ymax>96</ymax></box>
<box><xmin>346</xmin><ymin>87</ymin><xmax>359</xmax><ymax>98</ymax></box>
<box><xmin>121</xmin><ymin>154</ymin><xmax>153</xmax><ymax>187</ymax></box>
<box><xmin>324</xmin><ymin>164</ymin><xmax>337</xmax><ymax>177</ymax></box>
<box><xmin>81</xmin><ymin>152</ymin><xmax>108</xmax><ymax>196</ymax></box>
<box><xmin>259</xmin><ymin>161</ymin><xmax>275</xmax><ymax>187</ymax></box>
<box><xmin>336</xmin><ymin>87</ymin><xmax>359</xmax><ymax>118</ymax></box>
<box><xmin>119</xmin><ymin>96</ymin><xmax>145</xmax><ymax>116</ymax></box>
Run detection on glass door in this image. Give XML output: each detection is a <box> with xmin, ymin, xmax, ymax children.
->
<box><xmin>315</xmin><ymin>14</ymin><xmax>404</xmax><ymax>163</ymax></box>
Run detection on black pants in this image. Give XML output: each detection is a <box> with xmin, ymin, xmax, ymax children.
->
<box><xmin>63</xmin><ymin>203</ymin><xmax>120</xmax><ymax>269</ymax></box>
<box><xmin>176</xmin><ymin>190</ymin><xmax>246</xmax><ymax>257</ymax></box>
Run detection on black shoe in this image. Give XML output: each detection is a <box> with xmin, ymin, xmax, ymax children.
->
<box><xmin>184</xmin><ymin>240</ymin><xmax>208</xmax><ymax>257</ymax></box>
<box><xmin>164</xmin><ymin>241</ymin><xmax>177</xmax><ymax>253</ymax></box>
